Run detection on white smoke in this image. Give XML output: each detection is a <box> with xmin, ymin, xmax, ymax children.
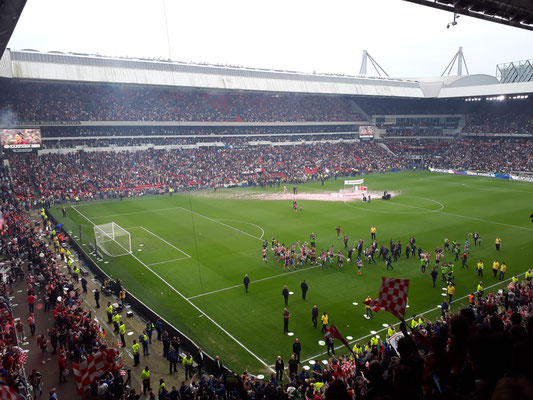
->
<box><xmin>0</xmin><ymin>109</ymin><xmax>18</xmax><ymax>128</ymax></box>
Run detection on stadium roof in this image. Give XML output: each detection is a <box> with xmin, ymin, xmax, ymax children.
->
<box><xmin>0</xmin><ymin>0</ymin><xmax>26</xmax><ymax>57</ymax></box>
<box><xmin>1</xmin><ymin>49</ymin><xmax>532</xmax><ymax>99</ymax></box>
<box><xmin>403</xmin><ymin>0</ymin><xmax>533</xmax><ymax>31</ymax></box>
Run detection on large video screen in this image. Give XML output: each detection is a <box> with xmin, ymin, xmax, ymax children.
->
<box><xmin>0</xmin><ymin>129</ymin><xmax>42</xmax><ymax>149</ymax></box>
<box><xmin>358</xmin><ymin>125</ymin><xmax>375</xmax><ymax>139</ymax></box>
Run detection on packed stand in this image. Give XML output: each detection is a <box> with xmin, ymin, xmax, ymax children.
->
<box><xmin>463</xmin><ymin>112</ymin><xmax>533</xmax><ymax>135</ymax></box>
<box><xmin>0</xmin><ymin>188</ymin><xmax>128</xmax><ymax>398</ymax></box>
<box><xmin>0</xmin><ymin>200</ymin><xmax>29</xmax><ymax>399</ymax></box>
<box><xmin>8</xmin><ymin>142</ymin><xmax>406</xmax><ymax>199</ymax></box>
<box><xmin>0</xmin><ymin>80</ymin><xmax>363</xmax><ymax>123</ymax></box>
<box><xmin>430</xmin><ymin>138</ymin><xmax>533</xmax><ymax>173</ymax></box>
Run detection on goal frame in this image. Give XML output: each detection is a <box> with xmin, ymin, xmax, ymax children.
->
<box><xmin>343</xmin><ymin>179</ymin><xmax>367</xmax><ymax>192</ymax></box>
<box><xmin>93</xmin><ymin>222</ymin><xmax>132</xmax><ymax>257</ymax></box>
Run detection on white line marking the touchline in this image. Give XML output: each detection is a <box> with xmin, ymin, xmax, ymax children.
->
<box><xmin>71</xmin><ymin>205</ymin><xmax>273</xmax><ymax>371</ymax></box>
<box><xmin>297</xmin><ymin>271</ymin><xmax>528</xmax><ymax>365</ymax></box>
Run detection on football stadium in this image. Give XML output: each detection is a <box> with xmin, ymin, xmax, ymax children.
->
<box><xmin>0</xmin><ymin>1</ymin><xmax>532</xmax><ymax>399</ymax></box>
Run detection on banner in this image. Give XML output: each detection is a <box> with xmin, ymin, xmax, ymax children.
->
<box><xmin>72</xmin><ymin>348</ymin><xmax>120</xmax><ymax>395</ymax></box>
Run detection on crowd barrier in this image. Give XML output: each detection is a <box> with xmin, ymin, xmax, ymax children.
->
<box><xmin>429</xmin><ymin>167</ymin><xmax>512</xmax><ymax>180</ymax></box>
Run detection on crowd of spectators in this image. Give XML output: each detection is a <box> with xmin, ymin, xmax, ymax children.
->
<box><xmin>0</xmin><ymin>181</ymin><xmax>135</xmax><ymax>398</ymax></box>
<box><xmin>430</xmin><ymin>139</ymin><xmax>533</xmax><ymax>173</ymax></box>
<box><xmin>0</xmin><ymin>80</ymin><xmax>362</xmax><ymax>123</ymax></box>
<box><xmin>0</xmin><ymin>199</ymin><xmax>31</xmax><ymax>399</ymax></box>
<box><xmin>8</xmin><ymin>142</ymin><xmax>405</xmax><ymax>199</ymax></box>
<box><xmin>462</xmin><ymin>112</ymin><xmax>533</xmax><ymax>135</ymax></box>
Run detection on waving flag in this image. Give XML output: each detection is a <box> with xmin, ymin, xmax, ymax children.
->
<box><xmin>72</xmin><ymin>348</ymin><xmax>119</xmax><ymax>395</ymax></box>
<box><xmin>324</xmin><ymin>325</ymin><xmax>352</xmax><ymax>353</ymax></box>
<box><xmin>0</xmin><ymin>386</ymin><xmax>21</xmax><ymax>400</ymax></box>
<box><xmin>377</xmin><ymin>277</ymin><xmax>410</xmax><ymax>321</ymax></box>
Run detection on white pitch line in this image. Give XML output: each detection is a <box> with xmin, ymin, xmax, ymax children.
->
<box><xmin>82</xmin><ymin>206</ymin><xmax>182</xmax><ymax>220</ymax></box>
<box><xmin>395</xmin><ymin>197</ymin><xmax>533</xmax><ymax>232</ymax></box>
<box><xmin>73</xmin><ymin>206</ymin><xmax>266</xmax><ymax>241</ymax></box>
<box><xmin>71</xmin><ymin>205</ymin><xmax>273</xmax><ymax>371</ymax></box>
<box><xmin>298</xmin><ymin>271</ymin><xmax>528</xmax><ymax>365</ymax></box>
<box><xmin>187</xmin><ymin>265</ymin><xmax>320</xmax><ymax>300</ymax></box>
<box><xmin>138</xmin><ymin>226</ymin><xmax>192</xmax><ymax>258</ymax></box>
<box><xmin>177</xmin><ymin>206</ymin><xmax>264</xmax><ymax>242</ymax></box>
<box><xmin>215</xmin><ymin>219</ymin><xmax>265</xmax><ymax>240</ymax></box>
<box><xmin>147</xmin><ymin>257</ymin><xmax>191</xmax><ymax>266</ymax></box>
<box><xmin>436</xmin><ymin>210</ymin><xmax>533</xmax><ymax>232</ymax></box>
<box><xmin>345</xmin><ymin>196</ymin><xmax>533</xmax><ymax>232</ymax></box>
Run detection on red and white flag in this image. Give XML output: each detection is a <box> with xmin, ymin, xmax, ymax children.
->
<box><xmin>377</xmin><ymin>277</ymin><xmax>409</xmax><ymax>321</ymax></box>
<box><xmin>324</xmin><ymin>326</ymin><xmax>352</xmax><ymax>353</ymax></box>
<box><xmin>72</xmin><ymin>348</ymin><xmax>119</xmax><ymax>395</ymax></box>
<box><xmin>341</xmin><ymin>359</ymin><xmax>356</xmax><ymax>378</ymax></box>
<box><xmin>0</xmin><ymin>386</ymin><xmax>21</xmax><ymax>400</ymax></box>
<box><xmin>17</xmin><ymin>351</ymin><xmax>27</xmax><ymax>365</ymax></box>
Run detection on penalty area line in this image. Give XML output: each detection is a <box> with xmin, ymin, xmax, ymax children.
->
<box><xmin>71</xmin><ymin>205</ymin><xmax>273</xmax><ymax>372</ymax></box>
<box><xmin>146</xmin><ymin>257</ymin><xmax>190</xmax><ymax>266</ymax></box>
<box><xmin>138</xmin><ymin>226</ymin><xmax>192</xmax><ymax>258</ymax></box>
<box><xmin>177</xmin><ymin>206</ymin><xmax>264</xmax><ymax>242</ymax></box>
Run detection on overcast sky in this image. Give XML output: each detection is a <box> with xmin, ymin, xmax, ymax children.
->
<box><xmin>7</xmin><ymin>0</ymin><xmax>533</xmax><ymax>78</ymax></box>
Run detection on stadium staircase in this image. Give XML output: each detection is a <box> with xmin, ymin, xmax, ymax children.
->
<box><xmin>377</xmin><ymin>141</ymin><xmax>396</xmax><ymax>156</ymax></box>
<box><xmin>349</xmin><ymin>99</ymin><xmax>371</xmax><ymax>122</ymax></box>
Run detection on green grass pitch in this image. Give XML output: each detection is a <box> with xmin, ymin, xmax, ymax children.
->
<box><xmin>51</xmin><ymin>171</ymin><xmax>533</xmax><ymax>374</ymax></box>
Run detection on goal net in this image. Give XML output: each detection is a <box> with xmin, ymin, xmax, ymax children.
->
<box><xmin>94</xmin><ymin>222</ymin><xmax>132</xmax><ymax>257</ymax></box>
<box><xmin>341</xmin><ymin>179</ymin><xmax>367</xmax><ymax>193</ymax></box>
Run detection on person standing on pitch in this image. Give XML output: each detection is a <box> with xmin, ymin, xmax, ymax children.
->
<box><xmin>301</xmin><ymin>280</ymin><xmax>308</xmax><ymax>300</ymax></box>
<box><xmin>243</xmin><ymin>274</ymin><xmax>250</xmax><ymax>294</ymax></box>
<box><xmin>275</xmin><ymin>356</ymin><xmax>284</xmax><ymax>381</ymax></box>
<box><xmin>430</xmin><ymin>267</ymin><xmax>438</xmax><ymax>288</ymax></box>
<box><xmin>311</xmin><ymin>305</ymin><xmax>319</xmax><ymax>328</ymax></box>
<box><xmin>495</xmin><ymin>237</ymin><xmax>502</xmax><ymax>251</ymax></box>
<box><xmin>326</xmin><ymin>335</ymin><xmax>335</xmax><ymax>356</ymax></box>
<box><xmin>321</xmin><ymin>312</ymin><xmax>329</xmax><ymax>333</ymax></box>
<box><xmin>292</xmin><ymin>338</ymin><xmax>301</xmax><ymax>363</ymax></box>
<box><xmin>282</xmin><ymin>285</ymin><xmax>289</xmax><ymax>306</ymax></box>
<box><xmin>283</xmin><ymin>308</ymin><xmax>290</xmax><ymax>334</ymax></box>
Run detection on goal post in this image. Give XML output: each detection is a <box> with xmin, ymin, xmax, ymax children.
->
<box><xmin>94</xmin><ymin>222</ymin><xmax>132</xmax><ymax>257</ymax></box>
<box><xmin>342</xmin><ymin>179</ymin><xmax>367</xmax><ymax>193</ymax></box>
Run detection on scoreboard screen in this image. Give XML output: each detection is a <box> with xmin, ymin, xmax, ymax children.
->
<box><xmin>0</xmin><ymin>129</ymin><xmax>42</xmax><ymax>149</ymax></box>
<box><xmin>358</xmin><ymin>126</ymin><xmax>374</xmax><ymax>139</ymax></box>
